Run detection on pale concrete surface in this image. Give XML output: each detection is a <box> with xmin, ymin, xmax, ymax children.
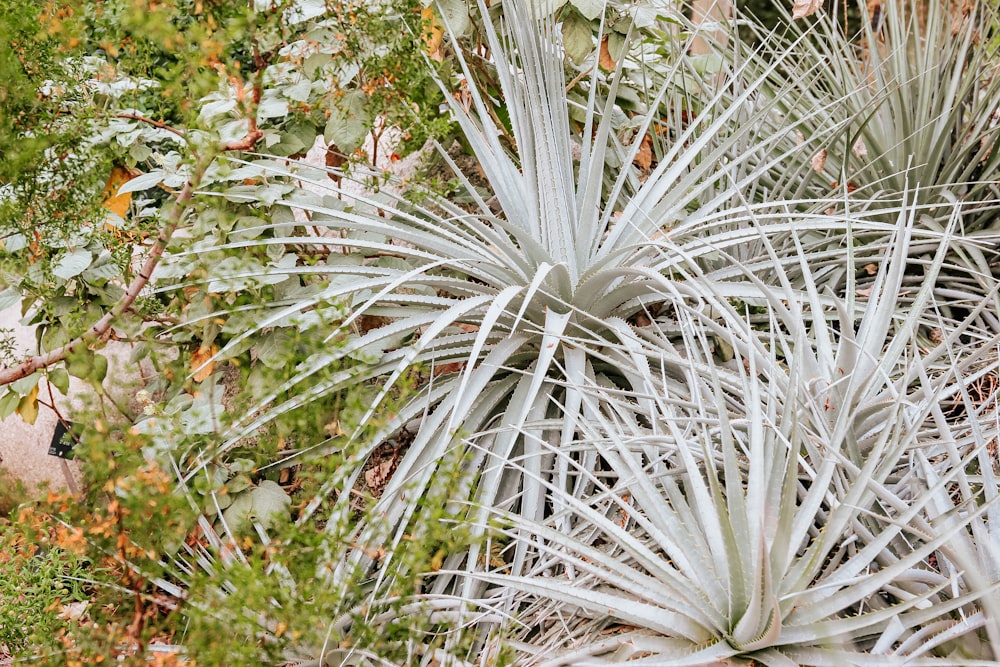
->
<box><xmin>690</xmin><ymin>0</ymin><xmax>732</xmax><ymax>55</ymax></box>
<box><xmin>0</xmin><ymin>303</ymin><xmax>83</xmax><ymax>496</ymax></box>
<box><xmin>0</xmin><ymin>405</ymin><xmax>79</xmax><ymax>495</ymax></box>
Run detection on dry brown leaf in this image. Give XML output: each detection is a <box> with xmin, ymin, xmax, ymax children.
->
<box><xmin>794</xmin><ymin>130</ymin><xmax>805</xmax><ymax>145</ymax></box>
<box><xmin>811</xmin><ymin>149</ymin><xmax>827</xmax><ymax>173</ymax></box>
<box><xmin>832</xmin><ymin>180</ymin><xmax>859</xmax><ymax>193</ymax></box>
<box><xmin>101</xmin><ymin>164</ymin><xmax>139</xmax><ymax>219</ymax></box>
<box><xmin>929</xmin><ymin>327</ymin><xmax>945</xmax><ymax>345</ymax></box>
<box><xmin>856</xmin><ymin>285</ymin><xmax>875</xmax><ymax>297</ymax></box>
<box><xmin>792</xmin><ymin>0</ymin><xmax>823</xmax><ymax>19</ymax></box>
<box><xmin>868</xmin><ymin>0</ymin><xmax>883</xmax><ymax>30</ymax></box>
<box><xmin>190</xmin><ymin>345</ymin><xmax>218</xmax><ymax>383</ymax></box>
<box><xmin>599</xmin><ymin>35</ymin><xmax>616</xmax><ymax>71</ymax></box>
<box><xmin>633</xmin><ymin>134</ymin><xmax>654</xmax><ymax>171</ymax></box>
<box><xmin>324</xmin><ymin>419</ymin><xmax>345</xmax><ymax>437</ymax></box>
<box><xmin>421</xmin><ymin>6</ymin><xmax>445</xmax><ymax>62</ymax></box>
<box><xmin>364</xmin><ymin>458</ymin><xmax>393</xmax><ymax>490</ymax></box>
<box><xmin>433</xmin><ymin>361</ymin><xmax>466</xmax><ymax>376</ymax></box>
<box><xmin>358</xmin><ymin>314</ymin><xmax>391</xmax><ymax>334</ymax></box>
<box><xmin>864</xmin><ymin>263</ymin><xmax>878</xmax><ymax>276</ymax></box>
<box><xmin>326</xmin><ymin>143</ymin><xmax>347</xmax><ymax>184</ymax></box>
<box><xmin>852</xmin><ymin>137</ymin><xmax>868</xmax><ymax>159</ymax></box>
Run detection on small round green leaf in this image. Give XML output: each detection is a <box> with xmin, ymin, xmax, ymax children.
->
<box><xmin>561</xmin><ymin>9</ymin><xmax>595</xmax><ymax>64</ymax></box>
<box><xmin>249</xmin><ymin>480</ymin><xmax>292</xmax><ymax>531</ymax></box>
<box><xmin>48</xmin><ymin>368</ymin><xmax>70</xmax><ymax>395</ymax></box>
<box><xmin>0</xmin><ymin>390</ymin><xmax>20</xmax><ymax>420</ymax></box>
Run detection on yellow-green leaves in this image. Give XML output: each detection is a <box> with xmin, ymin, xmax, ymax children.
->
<box><xmin>15</xmin><ymin>385</ymin><xmax>38</xmax><ymax>425</ymax></box>
<box><xmin>0</xmin><ymin>372</ymin><xmax>41</xmax><ymax>424</ymax></box>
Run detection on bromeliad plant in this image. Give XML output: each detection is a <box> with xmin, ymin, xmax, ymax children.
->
<box><xmin>741</xmin><ymin>0</ymin><xmax>1000</xmax><ymax>231</ymax></box>
<box><xmin>148</xmin><ymin>0</ymin><xmax>1000</xmax><ymax>661</ymax></box>
<box><xmin>472</xmin><ymin>208</ymin><xmax>1000</xmax><ymax>664</ymax></box>
<box><xmin>187</xmin><ymin>0</ymin><xmax>844</xmax><ymax>578</ymax></box>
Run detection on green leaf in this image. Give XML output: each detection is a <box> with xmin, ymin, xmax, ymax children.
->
<box><xmin>4</xmin><ymin>234</ymin><xmax>26</xmax><ymax>253</ymax></box>
<box><xmin>631</xmin><ymin>4</ymin><xmax>662</xmax><ymax>27</ymax></box>
<box><xmin>211</xmin><ymin>491</ymin><xmax>233</xmax><ymax>513</ymax></box>
<box><xmin>0</xmin><ymin>390</ymin><xmax>19</xmax><ymax>420</ymax></box>
<box><xmin>225</xmin><ymin>474</ymin><xmax>253</xmax><ymax>495</ymax></box>
<box><xmin>257</xmin><ymin>94</ymin><xmax>289</xmax><ymax>119</ymax></box>
<box><xmin>268</xmin><ymin>122</ymin><xmax>316</xmax><ymax>157</ymax></box>
<box><xmin>303</xmin><ymin>51</ymin><xmax>332</xmax><ymax>76</ymax></box>
<box><xmin>606</xmin><ymin>31</ymin><xmax>626</xmax><ymax>63</ymax></box>
<box><xmin>10</xmin><ymin>372</ymin><xmax>39</xmax><ymax>396</ymax></box>
<box><xmin>229</xmin><ymin>458</ymin><xmax>256</xmax><ymax>474</ymax></box>
<box><xmin>48</xmin><ymin>368</ymin><xmax>70</xmax><ymax>395</ymax></box>
<box><xmin>199</xmin><ymin>97</ymin><xmax>237</xmax><ymax>121</ymax></box>
<box><xmin>691</xmin><ymin>54</ymin><xmax>724</xmax><ymax>76</ymax></box>
<box><xmin>128</xmin><ymin>142</ymin><xmax>152</xmax><ymax>163</ymax></box>
<box><xmin>82</xmin><ymin>254</ymin><xmax>121</xmax><ymax>283</ymax></box>
<box><xmin>283</xmin><ymin>79</ymin><xmax>313</xmax><ymax>103</ymax></box>
<box><xmin>52</xmin><ymin>249</ymin><xmax>93</xmax><ymax>281</ymax></box>
<box><xmin>90</xmin><ymin>354</ymin><xmax>108</xmax><ymax>384</ymax></box>
<box><xmin>220</xmin><ymin>491</ymin><xmax>254</xmax><ymax>534</ymax></box>
<box><xmin>561</xmin><ymin>8</ymin><xmax>594</xmax><ymax>64</ymax></box>
<box><xmin>256</xmin><ymin>328</ymin><xmax>296</xmax><ymax>369</ymax></box>
<box><xmin>116</xmin><ymin>170</ymin><xmax>166</xmax><ymax>195</ymax></box>
<box><xmin>250</xmin><ymin>481</ymin><xmax>291</xmax><ymax>531</ymax></box>
<box><xmin>193</xmin><ymin>465</ymin><xmax>228</xmax><ymax>495</ymax></box>
<box><xmin>66</xmin><ymin>350</ymin><xmax>107</xmax><ymax>383</ymax></box>
<box><xmin>436</xmin><ymin>0</ymin><xmax>471</xmax><ymax>35</ymax></box>
<box><xmin>128</xmin><ymin>342</ymin><xmax>148</xmax><ymax>364</ymax></box>
<box><xmin>714</xmin><ymin>335</ymin><xmax>734</xmax><ymax>362</ymax></box>
<box><xmin>568</xmin><ymin>0</ymin><xmax>603</xmax><ymax>20</ymax></box>
<box><xmin>324</xmin><ymin>89</ymin><xmax>371</xmax><ymax>152</ymax></box>
<box><xmin>0</xmin><ymin>286</ymin><xmax>19</xmax><ymax>311</ymax></box>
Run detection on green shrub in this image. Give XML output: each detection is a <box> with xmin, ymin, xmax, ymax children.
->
<box><xmin>0</xmin><ymin>509</ymin><xmax>92</xmax><ymax>659</ymax></box>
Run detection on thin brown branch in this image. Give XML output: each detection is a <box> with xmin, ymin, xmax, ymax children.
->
<box><xmin>116</xmin><ymin>113</ymin><xmax>188</xmax><ymax>141</ymax></box>
<box><xmin>0</xmin><ymin>71</ymin><xmax>270</xmax><ymax>388</ymax></box>
<box><xmin>0</xmin><ymin>158</ymin><xmax>212</xmax><ymax>387</ymax></box>
<box><xmin>221</xmin><ymin>122</ymin><xmax>263</xmax><ymax>152</ymax></box>
<box><xmin>565</xmin><ymin>65</ymin><xmax>594</xmax><ymax>92</ymax></box>
<box><xmin>220</xmin><ymin>45</ymin><xmax>266</xmax><ymax>153</ymax></box>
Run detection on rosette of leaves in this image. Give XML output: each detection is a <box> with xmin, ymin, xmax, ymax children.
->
<box><xmin>467</xmin><ymin>211</ymin><xmax>1000</xmax><ymax>664</ymax></box>
<box><xmin>739</xmin><ymin>0</ymin><xmax>1000</xmax><ymax>232</ymax></box>
<box><xmin>163</xmin><ymin>0</ymin><xmax>926</xmax><ymax>631</ymax></box>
